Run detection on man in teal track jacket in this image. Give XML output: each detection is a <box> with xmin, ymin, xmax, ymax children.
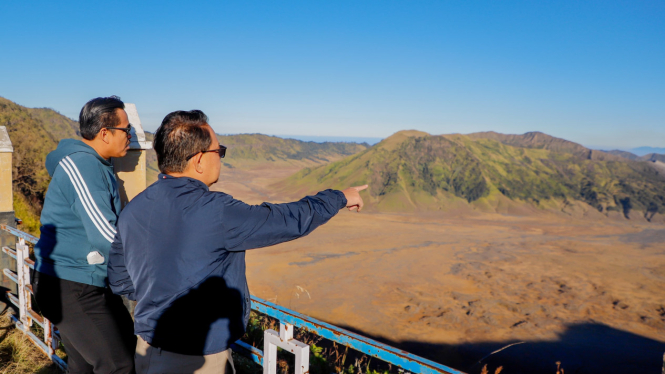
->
<box><xmin>32</xmin><ymin>96</ymin><xmax>136</xmax><ymax>374</ymax></box>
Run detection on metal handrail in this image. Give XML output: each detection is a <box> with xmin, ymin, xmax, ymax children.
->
<box><xmin>251</xmin><ymin>296</ymin><xmax>463</xmax><ymax>374</ymax></box>
<box><xmin>1</xmin><ymin>224</ymin><xmax>38</xmax><ymax>244</ymax></box>
<box><xmin>0</xmin><ymin>224</ymin><xmax>463</xmax><ymax>374</ymax></box>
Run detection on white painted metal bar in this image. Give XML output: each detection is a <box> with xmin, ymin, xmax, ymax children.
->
<box><xmin>16</xmin><ymin>238</ymin><xmax>32</xmax><ymax>327</ymax></box>
<box><xmin>2</xmin><ymin>230</ymin><xmax>64</xmax><ymax>370</ymax></box>
<box><xmin>10</xmin><ymin>314</ymin><xmax>67</xmax><ymax>371</ymax></box>
<box><xmin>263</xmin><ymin>323</ymin><xmax>310</xmax><ymax>374</ymax></box>
<box><xmin>2</xmin><ymin>245</ymin><xmax>35</xmax><ymax>269</ymax></box>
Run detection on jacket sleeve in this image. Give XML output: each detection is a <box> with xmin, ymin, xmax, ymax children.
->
<box><xmin>57</xmin><ymin>155</ymin><xmax>118</xmax><ymax>256</ymax></box>
<box><xmin>108</xmin><ymin>231</ymin><xmax>136</xmax><ymax>300</ymax></box>
<box><xmin>220</xmin><ymin>189</ymin><xmax>347</xmax><ymax>252</ymax></box>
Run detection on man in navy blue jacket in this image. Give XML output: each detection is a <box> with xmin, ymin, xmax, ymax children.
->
<box><xmin>108</xmin><ymin>110</ymin><xmax>366</xmax><ymax>374</ymax></box>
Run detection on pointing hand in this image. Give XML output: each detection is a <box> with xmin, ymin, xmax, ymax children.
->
<box><xmin>342</xmin><ymin>185</ymin><xmax>368</xmax><ymax>212</ymax></box>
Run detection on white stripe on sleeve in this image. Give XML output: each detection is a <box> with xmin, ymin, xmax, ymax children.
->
<box><xmin>64</xmin><ymin>156</ymin><xmax>117</xmax><ymax>235</ymax></box>
<box><xmin>59</xmin><ymin>159</ymin><xmax>114</xmax><ymax>243</ymax></box>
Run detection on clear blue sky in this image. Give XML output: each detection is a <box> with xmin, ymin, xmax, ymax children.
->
<box><xmin>1</xmin><ymin>1</ymin><xmax>663</xmax><ymax>149</ymax></box>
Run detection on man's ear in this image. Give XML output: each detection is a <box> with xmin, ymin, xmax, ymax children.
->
<box><xmin>194</xmin><ymin>154</ymin><xmax>204</xmax><ymax>174</ymax></box>
<box><xmin>99</xmin><ymin>128</ymin><xmax>111</xmax><ymax>144</ymax></box>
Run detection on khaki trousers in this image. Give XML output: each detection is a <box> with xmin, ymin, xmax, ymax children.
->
<box><xmin>136</xmin><ymin>336</ymin><xmax>236</xmax><ymax>374</ymax></box>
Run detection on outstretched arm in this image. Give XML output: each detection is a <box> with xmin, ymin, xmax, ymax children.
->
<box><xmin>221</xmin><ymin>185</ymin><xmax>367</xmax><ymax>252</ymax></box>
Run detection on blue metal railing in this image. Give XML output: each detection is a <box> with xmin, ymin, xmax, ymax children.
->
<box><xmin>0</xmin><ymin>224</ymin><xmax>463</xmax><ymax>373</ymax></box>
<box><xmin>1</xmin><ymin>224</ymin><xmax>38</xmax><ymax>244</ymax></box>
<box><xmin>250</xmin><ymin>296</ymin><xmax>463</xmax><ymax>374</ymax></box>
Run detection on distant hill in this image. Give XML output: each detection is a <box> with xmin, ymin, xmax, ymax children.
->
<box><xmin>279</xmin><ymin>130</ymin><xmax>665</xmax><ymax>220</ymax></box>
<box><xmin>25</xmin><ymin>107</ymin><xmax>79</xmax><ymax>140</ymax></box>
<box><xmin>215</xmin><ymin>133</ymin><xmax>368</xmax><ymax>165</ymax></box>
<box><xmin>605</xmin><ymin>150</ymin><xmax>640</xmax><ymax>160</ymax></box>
<box><xmin>605</xmin><ymin>149</ymin><xmax>665</xmax><ymax>163</ymax></box>
<box><xmin>643</xmin><ymin>153</ymin><xmax>665</xmax><ymax>162</ymax></box>
<box><xmin>630</xmin><ymin>146</ymin><xmax>665</xmax><ymax>157</ymax></box>
<box><xmin>145</xmin><ymin>132</ymin><xmax>369</xmax><ymax>184</ymax></box>
<box><xmin>0</xmin><ymin>97</ymin><xmax>80</xmax><ymax>234</ymax></box>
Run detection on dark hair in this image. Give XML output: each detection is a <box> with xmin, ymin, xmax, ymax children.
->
<box><xmin>79</xmin><ymin>96</ymin><xmax>125</xmax><ymax>140</ymax></box>
<box><xmin>154</xmin><ymin>110</ymin><xmax>212</xmax><ymax>173</ymax></box>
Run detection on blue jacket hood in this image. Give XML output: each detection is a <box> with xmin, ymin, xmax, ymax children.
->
<box><xmin>45</xmin><ymin>139</ymin><xmax>111</xmax><ymax>177</ymax></box>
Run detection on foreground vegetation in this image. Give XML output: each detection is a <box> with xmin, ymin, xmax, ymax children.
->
<box><xmin>0</xmin><ymin>310</ymin><xmax>62</xmax><ymax>374</ymax></box>
<box><xmin>238</xmin><ymin>311</ymin><xmax>392</xmax><ymax>374</ymax></box>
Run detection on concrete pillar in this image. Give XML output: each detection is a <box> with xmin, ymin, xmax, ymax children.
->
<box><xmin>111</xmin><ymin>104</ymin><xmax>151</xmax><ymax>315</ymax></box>
<box><xmin>112</xmin><ymin>103</ymin><xmax>153</xmax><ymax>209</ymax></box>
<box><xmin>0</xmin><ymin>126</ymin><xmax>17</xmax><ymax>297</ymax></box>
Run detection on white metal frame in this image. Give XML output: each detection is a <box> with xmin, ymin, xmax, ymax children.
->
<box><xmin>263</xmin><ymin>322</ymin><xmax>310</xmax><ymax>374</ymax></box>
<box><xmin>2</xmin><ymin>238</ymin><xmax>65</xmax><ymax>370</ymax></box>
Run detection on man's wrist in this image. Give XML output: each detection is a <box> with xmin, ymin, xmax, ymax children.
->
<box><xmin>333</xmin><ymin>189</ymin><xmax>348</xmax><ymax>209</ymax></box>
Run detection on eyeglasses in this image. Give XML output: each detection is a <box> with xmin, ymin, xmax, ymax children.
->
<box><xmin>185</xmin><ymin>144</ymin><xmax>227</xmax><ymax>161</ymax></box>
<box><xmin>106</xmin><ymin>124</ymin><xmax>133</xmax><ymax>136</ymax></box>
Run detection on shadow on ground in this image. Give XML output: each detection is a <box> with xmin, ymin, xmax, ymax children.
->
<box><xmin>337</xmin><ymin>322</ymin><xmax>665</xmax><ymax>374</ymax></box>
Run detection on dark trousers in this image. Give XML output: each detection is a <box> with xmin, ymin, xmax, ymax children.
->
<box><xmin>31</xmin><ymin>271</ymin><xmax>136</xmax><ymax>374</ymax></box>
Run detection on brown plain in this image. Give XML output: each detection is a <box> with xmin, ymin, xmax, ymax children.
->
<box><xmin>212</xmin><ymin>165</ymin><xmax>665</xmax><ymax>373</ymax></box>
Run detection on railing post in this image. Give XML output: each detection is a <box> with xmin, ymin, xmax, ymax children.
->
<box><xmin>112</xmin><ymin>104</ymin><xmax>152</xmax><ymax>315</ymax></box>
<box><xmin>15</xmin><ymin>238</ymin><xmax>32</xmax><ymax>327</ymax></box>
<box><xmin>0</xmin><ymin>126</ymin><xmax>16</xmax><ymax>299</ymax></box>
<box><xmin>264</xmin><ymin>322</ymin><xmax>310</xmax><ymax>374</ymax></box>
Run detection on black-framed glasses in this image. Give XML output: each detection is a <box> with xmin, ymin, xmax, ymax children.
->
<box><xmin>185</xmin><ymin>144</ymin><xmax>227</xmax><ymax>161</ymax></box>
<box><xmin>106</xmin><ymin>124</ymin><xmax>132</xmax><ymax>136</ymax></box>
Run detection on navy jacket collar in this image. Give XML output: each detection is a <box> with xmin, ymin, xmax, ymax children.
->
<box><xmin>158</xmin><ymin>173</ymin><xmax>209</xmax><ymax>191</ymax></box>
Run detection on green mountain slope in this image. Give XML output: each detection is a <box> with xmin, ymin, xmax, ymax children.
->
<box><xmin>145</xmin><ymin>132</ymin><xmax>369</xmax><ymax>184</ymax></box>
<box><xmin>216</xmin><ymin>133</ymin><xmax>368</xmax><ymax>166</ymax></box>
<box><xmin>0</xmin><ymin>97</ymin><xmax>80</xmax><ymax>234</ymax></box>
<box><xmin>279</xmin><ymin>131</ymin><xmax>665</xmax><ymax>220</ymax></box>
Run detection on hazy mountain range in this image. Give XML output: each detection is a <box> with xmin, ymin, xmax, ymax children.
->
<box><xmin>1</xmin><ymin>96</ymin><xmax>664</xmax><ymax>234</ymax></box>
<box><xmin>621</xmin><ymin>146</ymin><xmax>665</xmax><ymax>157</ymax></box>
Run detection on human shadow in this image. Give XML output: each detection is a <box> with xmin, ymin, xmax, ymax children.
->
<box><xmin>27</xmin><ymin>225</ymin><xmax>63</xmax><ymax>323</ymax></box>
<box><xmin>151</xmin><ymin>276</ymin><xmax>244</xmax><ymax>364</ymax></box>
<box><xmin>336</xmin><ymin>321</ymin><xmax>665</xmax><ymax>374</ymax></box>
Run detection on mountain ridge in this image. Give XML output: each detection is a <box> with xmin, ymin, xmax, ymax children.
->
<box><xmin>278</xmin><ymin>130</ymin><xmax>665</xmax><ymax>221</ymax></box>
<box><xmin>2</xmin><ymin>95</ymin><xmax>663</xmax><ymax>228</ymax></box>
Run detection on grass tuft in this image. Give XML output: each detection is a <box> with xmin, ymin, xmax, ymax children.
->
<box><xmin>0</xmin><ymin>309</ymin><xmax>62</xmax><ymax>374</ymax></box>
